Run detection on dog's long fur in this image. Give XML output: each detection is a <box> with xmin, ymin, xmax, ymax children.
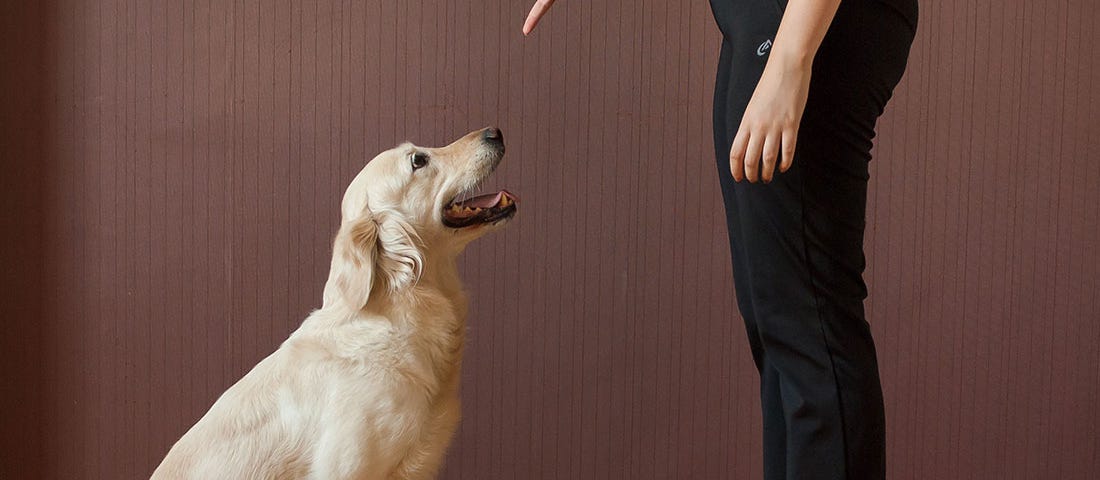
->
<box><xmin>152</xmin><ymin>128</ymin><xmax>511</xmax><ymax>480</ymax></box>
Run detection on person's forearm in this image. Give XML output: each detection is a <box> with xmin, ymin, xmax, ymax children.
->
<box><xmin>769</xmin><ymin>0</ymin><xmax>842</xmax><ymax>69</ymax></box>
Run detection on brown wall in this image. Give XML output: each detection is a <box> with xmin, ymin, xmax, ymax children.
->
<box><xmin>1</xmin><ymin>1</ymin><xmax>1097</xmax><ymax>478</ymax></box>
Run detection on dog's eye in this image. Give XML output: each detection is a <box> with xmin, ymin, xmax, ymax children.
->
<box><xmin>411</xmin><ymin>153</ymin><xmax>429</xmax><ymax>171</ymax></box>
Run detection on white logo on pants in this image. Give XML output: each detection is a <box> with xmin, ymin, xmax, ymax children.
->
<box><xmin>757</xmin><ymin>39</ymin><xmax>772</xmax><ymax>56</ymax></box>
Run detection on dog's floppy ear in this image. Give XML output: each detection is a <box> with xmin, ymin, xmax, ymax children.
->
<box><xmin>329</xmin><ymin>207</ymin><xmax>422</xmax><ymax>311</ymax></box>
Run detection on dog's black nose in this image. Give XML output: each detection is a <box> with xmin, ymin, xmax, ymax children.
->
<box><xmin>482</xmin><ymin>127</ymin><xmax>503</xmax><ymax>144</ymax></box>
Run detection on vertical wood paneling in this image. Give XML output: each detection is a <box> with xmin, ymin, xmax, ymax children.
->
<box><xmin>1</xmin><ymin>1</ymin><xmax>1098</xmax><ymax>479</ymax></box>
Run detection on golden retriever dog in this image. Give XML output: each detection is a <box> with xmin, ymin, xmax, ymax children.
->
<box><xmin>152</xmin><ymin>127</ymin><xmax>517</xmax><ymax>480</ymax></box>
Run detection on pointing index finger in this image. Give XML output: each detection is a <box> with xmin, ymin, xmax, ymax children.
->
<box><xmin>523</xmin><ymin>0</ymin><xmax>557</xmax><ymax>35</ymax></box>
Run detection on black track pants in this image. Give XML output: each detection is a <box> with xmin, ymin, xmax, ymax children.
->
<box><xmin>709</xmin><ymin>1</ymin><xmax>917</xmax><ymax>479</ymax></box>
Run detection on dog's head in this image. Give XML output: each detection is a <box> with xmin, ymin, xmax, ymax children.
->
<box><xmin>324</xmin><ymin>127</ymin><xmax>517</xmax><ymax>311</ymax></box>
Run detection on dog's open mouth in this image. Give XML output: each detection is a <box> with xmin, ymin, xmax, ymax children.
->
<box><xmin>442</xmin><ymin>190</ymin><xmax>518</xmax><ymax>228</ymax></box>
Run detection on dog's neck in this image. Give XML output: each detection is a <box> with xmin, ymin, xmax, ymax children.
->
<box><xmin>317</xmin><ymin>250</ymin><xmax>467</xmax><ymax>324</ymax></box>
<box><xmin>403</xmin><ymin>251</ymin><xmax>467</xmax><ymax>310</ymax></box>
<box><xmin>303</xmin><ymin>251</ymin><xmax>469</xmax><ymax>399</ymax></box>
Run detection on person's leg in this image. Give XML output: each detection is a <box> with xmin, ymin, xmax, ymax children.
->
<box><xmin>715</xmin><ymin>32</ymin><xmax>790</xmax><ymax>480</ymax></box>
<box><xmin>712</xmin><ymin>1</ymin><xmax>917</xmax><ymax>478</ymax></box>
<box><xmin>785</xmin><ymin>4</ymin><xmax>915</xmax><ymax>477</ymax></box>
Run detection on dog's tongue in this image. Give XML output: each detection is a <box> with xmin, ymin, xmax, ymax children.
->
<box><xmin>461</xmin><ymin>190</ymin><xmax>518</xmax><ymax>208</ymax></box>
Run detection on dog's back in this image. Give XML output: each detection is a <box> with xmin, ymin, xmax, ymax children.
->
<box><xmin>152</xmin><ymin>307</ymin><xmax>465</xmax><ymax>480</ymax></box>
<box><xmin>152</xmin><ymin>347</ymin><xmax>313</xmax><ymax>479</ymax></box>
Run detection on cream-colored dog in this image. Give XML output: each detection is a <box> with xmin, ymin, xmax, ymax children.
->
<box><xmin>152</xmin><ymin>127</ymin><xmax>517</xmax><ymax>480</ymax></box>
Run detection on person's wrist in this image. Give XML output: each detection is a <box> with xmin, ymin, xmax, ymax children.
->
<box><xmin>769</xmin><ymin>47</ymin><xmax>814</xmax><ymax>72</ymax></box>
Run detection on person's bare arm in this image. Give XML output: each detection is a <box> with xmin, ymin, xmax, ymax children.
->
<box><xmin>730</xmin><ymin>0</ymin><xmax>840</xmax><ymax>183</ymax></box>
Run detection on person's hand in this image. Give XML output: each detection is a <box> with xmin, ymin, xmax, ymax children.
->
<box><xmin>523</xmin><ymin>0</ymin><xmax>557</xmax><ymax>35</ymax></box>
<box><xmin>729</xmin><ymin>56</ymin><xmax>812</xmax><ymax>183</ymax></box>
